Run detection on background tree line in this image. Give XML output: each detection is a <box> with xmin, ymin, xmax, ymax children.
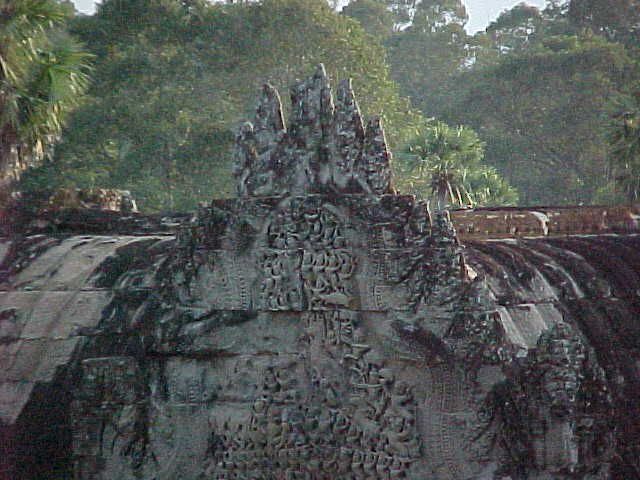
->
<box><xmin>344</xmin><ymin>0</ymin><xmax>640</xmax><ymax>205</ymax></box>
<box><xmin>6</xmin><ymin>0</ymin><xmax>640</xmax><ymax>211</ymax></box>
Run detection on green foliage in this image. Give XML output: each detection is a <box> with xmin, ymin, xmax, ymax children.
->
<box><xmin>341</xmin><ymin>0</ymin><xmax>395</xmax><ymax>39</ymax></box>
<box><xmin>23</xmin><ymin>0</ymin><xmax>424</xmax><ymax>212</ymax></box>
<box><xmin>605</xmin><ymin>91</ymin><xmax>640</xmax><ymax>202</ymax></box>
<box><xmin>0</xmin><ymin>0</ymin><xmax>91</xmax><ymax>172</ymax></box>
<box><xmin>436</xmin><ymin>33</ymin><xmax>638</xmax><ymax>205</ymax></box>
<box><xmin>340</xmin><ymin>0</ymin><xmax>639</xmax><ymax>207</ymax></box>
<box><xmin>18</xmin><ymin>0</ymin><xmax>640</xmax><ymax>211</ymax></box>
<box><xmin>567</xmin><ymin>0</ymin><xmax>640</xmax><ymax>45</ymax></box>
<box><xmin>485</xmin><ymin>3</ymin><xmax>545</xmax><ymax>54</ymax></box>
<box><xmin>394</xmin><ymin>121</ymin><xmax>518</xmax><ymax>208</ymax></box>
<box><xmin>411</xmin><ymin>0</ymin><xmax>468</xmax><ymax>33</ymax></box>
<box><xmin>384</xmin><ymin>0</ymin><xmax>470</xmax><ymax>118</ymax></box>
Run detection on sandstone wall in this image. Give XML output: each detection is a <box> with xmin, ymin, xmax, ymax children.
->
<box><xmin>452</xmin><ymin>205</ymin><xmax>640</xmax><ymax>239</ymax></box>
<box><xmin>0</xmin><ymin>67</ymin><xmax>638</xmax><ymax>480</ymax></box>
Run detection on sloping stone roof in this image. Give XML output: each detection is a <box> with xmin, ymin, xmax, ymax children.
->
<box><xmin>0</xmin><ymin>235</ymin><xmax>170</xmax><ymax>425</ymax></box>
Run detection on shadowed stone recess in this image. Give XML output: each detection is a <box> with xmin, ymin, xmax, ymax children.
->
<box><xmin>0</xmin><ymin>67</ymin><xmax>639</xmax><ymax>480</ymax></box>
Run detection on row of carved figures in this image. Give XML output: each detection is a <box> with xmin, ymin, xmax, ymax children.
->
<box><xmin>203</xmin><ymin>311</ymin><xmax>422</xmax><ymax>480</ymax></box>
<box><xmin>260</xmin><ymin>205</ymin><xmax>357</xmax><ymax>310</ymax></box>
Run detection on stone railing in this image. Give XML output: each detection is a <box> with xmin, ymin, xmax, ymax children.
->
<box><xmin>451</xmin><ymin>205</ymin><xmax>640</xmax><ymax>240</ymax></box>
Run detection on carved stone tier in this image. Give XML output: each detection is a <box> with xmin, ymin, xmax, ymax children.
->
<box><xmin>234</xmin><ymin>65</ymin><xmax>394</xmax><ymax>197</ymax></box>
<box><xmin>176</xmin><ymin>194</ymin><xmax>435</xmax><ymax>313</ymax></box>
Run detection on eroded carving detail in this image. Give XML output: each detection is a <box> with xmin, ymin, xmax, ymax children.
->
<box><xmin>72</xmin><ymin>357</ymin><xmax>149</xmax><ymax>478</ymax></box>
<box><xmin>234</xmin><ymin>64</ymin><xmax>393</xmax><ymax>198</ymax></box>
<box><xmin>200</xmin><ymin>308</ymin><xmax>423</xmax><ymax>480</ymax></box>
<box><xmin>489</xmin><ymin>321</ymin><xmax>614</xmax><ymax>479</ymax></box>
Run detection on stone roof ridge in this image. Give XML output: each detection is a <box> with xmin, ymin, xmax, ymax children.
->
<box><xmin>234</xmin><ymin>64</ymin><xmax>394</xmax><ymax>197</ymax></box>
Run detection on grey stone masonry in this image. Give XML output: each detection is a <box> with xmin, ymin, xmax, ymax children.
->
<box><xmin>1</xmin><ymin>66</ymin><xmax>636</xmax><ymax>480</ymax></box>
<box><xmin>234</xmin><ymin>64</ymin><xmax>394</xmax><ymax>198</ymax></box>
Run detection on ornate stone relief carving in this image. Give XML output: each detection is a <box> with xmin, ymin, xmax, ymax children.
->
<box><xmin>72</xmin><ymin>357</ymin><xmax>148</xmax><ymax>478</ymax></box>
<box><xmin>201</xmin><ymin>308</ymin><xmax>422</xmax><ymax>480</ymax></box>
<box><xmin>62</xmin><ymin>67</ymin><xmax>619</xmax><ymax>480</ymax></box>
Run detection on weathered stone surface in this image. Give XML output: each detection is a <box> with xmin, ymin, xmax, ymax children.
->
<box><xmin>1</xmin><ymin>67</ymin><xmax>639</xmax><ymax>480</ymax></box>
<box><xmin>234</xmin><ymin>64</ymin><xmax>394</xmax><ymax>198</ymax></box>
<box><xmin>452</xmin><ymin>205</ymin><xmax>640</xmax><ymax>239</ymax></box>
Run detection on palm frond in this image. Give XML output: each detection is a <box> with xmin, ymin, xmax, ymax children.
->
<box><xmin>1</xmin><ymin>1</ymin><xmax>92</xmax><ymax>175</ymax></box>
<box><xmin>397</xmin><ymin>120</ymin><xmax>517</xmax><ymax>207</ymax></box>
<box><xmin>17</xmin><ymin>35</ymin><xmax>92</xmax><ymax>148</ymax></box>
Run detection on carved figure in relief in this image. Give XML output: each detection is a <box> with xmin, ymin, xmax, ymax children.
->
<box><xmin>346</xmin><ymin>421</ymin><xmax>362</xmax><ymax>445</ymax></box>
<box><xmin>344</xmin><ymin>343</ymin><xmax>371</xmax><ymax>362</ymax></box>
<box><xmin>316</xmin><ymin>407</ymin><xmax>333</xmax><ymax>439</ymax></box>
<box><xmin>363</xmin><ymin>450</ymin><xmax>379</xmax><ymax>478</ymax></box>
<box><xmin>269</xmin><ymin>257</ymin><xmax>302</xmax><ymax>310</ymax></box>
<box><xmin>333</xmin><ymin>410</ymin><xmax>351</xmax><ymax>440</ymax></box>
<box><xmin>376</xmin><ymin>453</ymin><xmax>394</xmax><ymax>479</ymax></box>
<box><xmin>390</xmin><ymin>381</ymin><xmax>414</xmax><ymax>420</ymax></box>
<box><xmin>301</xmin><ymin>249</ymin><xmax>356</xmax><ymax>308</ymax></box>
<box><xmin>351</xmin><ymin>450</ymin><xmax>365</xmax><ymax>478</ymax></box>
<box><xmin>389</xmin><ymin>457</ymin><xmax>405</xmax><ymax>480</ymax></box>
<box><xmin>337</xmin><ymin>446</ymin><xmax>353</xmax><ymax>474</ymax></box>
<box><xmin>386</xmin><ymin>415</ymin><xmax>420</xmax><ymax>458</ymax></box>
<box><xmin>199</xmin><ymin>301</ymin><xmax>422</xmax><ymax>480</ymax></box>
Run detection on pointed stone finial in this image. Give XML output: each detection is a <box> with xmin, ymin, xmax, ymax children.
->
<box><xmin>289</xmin><ymin>64</ymin><xmax>334</xmax><ymax>143</ymax></box>
<box><xmin>336</xmin><ymin>78</ymin><xmax>360</xmax><ymax>113</ymax></box>
<box><xmin>315</xmin><ymin>64</ymin><xmax>335</xmax><ymax>138</ymax></box>
<box><xmin>254</xmin><ymin>84</ymin><xmax>285</xmax><ymax>153</ymax></box>
<box><xmin>234</xmin><ymin>85</ymin><xmax>289</xmax><ymax>197</ymax></box>
<box><xmin>314</xmin><ymin>63</ymin><xmax>328</xmax><ymax>80</ymax></box>
<box><xmin>361</xmin><ymin>116</ymin><xmax>393</xmax><ymax>195</ymax></box>
<box><xmin>234</xmin><ymin>122</ymin><xmax>258</xmax><ymax>196</ymax></box>
<box><xmin>234</xmin><ymin>66</ymin><xmax>394</xmax><ymax>197</ymax></box>
<box><xmin>289</xmin><ymin>64</ymin><xmax>336</xmax><ymax>191</ymax></box>
<box><xmin>333</xmin><ymin>79</ymin><xmax>365</xmax><ymax>189</ymax></box>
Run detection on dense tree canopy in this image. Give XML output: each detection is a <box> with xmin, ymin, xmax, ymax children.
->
<box><xmin>342</xmin><ymin>0</ymin><xmax>396</xmax><ymax>39</ymax></box>
<box><xmin>11</xmin><ymin>0</ymin><xmax>640</xmax><ymax>212</ymax></box>
<box><xmin>384</xmin><ymin>0</ymin><xmax>469</xmax><ymax>117</ymax></box>
<box><xmin>441</xmin><ymin>34</ymin><xmax>637</xmax><ymax>204</ymax></box>
<box><xmin>342</xmin><ymin>0</ymin><xmax>639</xmax><ymax>205</ymax></box>
<box><xmin>567</xmin><ymin>0</ymin><xmax>640</xmax><ymax>45</ymax></box>
<box><xmin>0</xmin><ymin>0</ymin><xmax>91</xmax><ymax>199</ymax></box>
<box><xmin>605</xmin><ymin>91</ymin><xmax>640</xmax><ymax>203</ymax></box>
<box><xmin>22</xmin><ymin>0</ymin><xmax>423</xmax><ymax>211</ymax></box>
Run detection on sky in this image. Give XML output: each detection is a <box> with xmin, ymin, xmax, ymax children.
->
<box><xmin>71</xmin><ymin>0</ymin><xmax>548</xmax><ymax>34</ymax></box>
<box><xmin>464</xmin><ymin>0</ymin><xmax>547</xmax><ymax>32</ymax></box>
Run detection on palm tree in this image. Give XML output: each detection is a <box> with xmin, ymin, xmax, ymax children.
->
<box><xmin>0</xmin><ymin>0</ymin><xmax>92</xmax><ymax>200</ymax></box>
<box><xmin>396</xmin><ymin>121</ymin><xmax>518</xmax><ymax>210</ymax></box>
<box><xmin>427</xmin><ymin>158</ymin><xmax>473</xmax><ymax>210</ymax></box>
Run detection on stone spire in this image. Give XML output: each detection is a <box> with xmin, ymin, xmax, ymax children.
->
<box><xmin>234</xmin><ymin>84</ymin><xmax>286</xmax><ymax>197</ymax></box>
<box><xmin>254</xmin><ymin>83</ymin><xmax>286</xmax><ymax>152</ymax></box>
<box><xmin>234</xmin><ymin>122</ymin><xmax>258</xmax><ymax>197</ymax></box>
<box><xmin>234</xmin><ymin>65</ymin><xmax>394</xmax><ymax>197</ymax></box>
<box><xmin>333</xmin><ymin>79</ymin><xmax>365</xmax><ymax>190</ymax></box>
<box><xmin>289</xmin><ymin>64</ymin><xmax>335</xmax><ymax>192</ymax></box>
<box><xmin>361</xmin><ymin>117</ymin><xmax>393</xmax><ymax>195</ymax></box>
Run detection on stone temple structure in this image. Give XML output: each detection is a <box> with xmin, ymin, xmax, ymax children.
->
<box><xmin>1</xmin><ymin>65</ymin><xmax>640</xmax><ymax>480</ymax></box>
